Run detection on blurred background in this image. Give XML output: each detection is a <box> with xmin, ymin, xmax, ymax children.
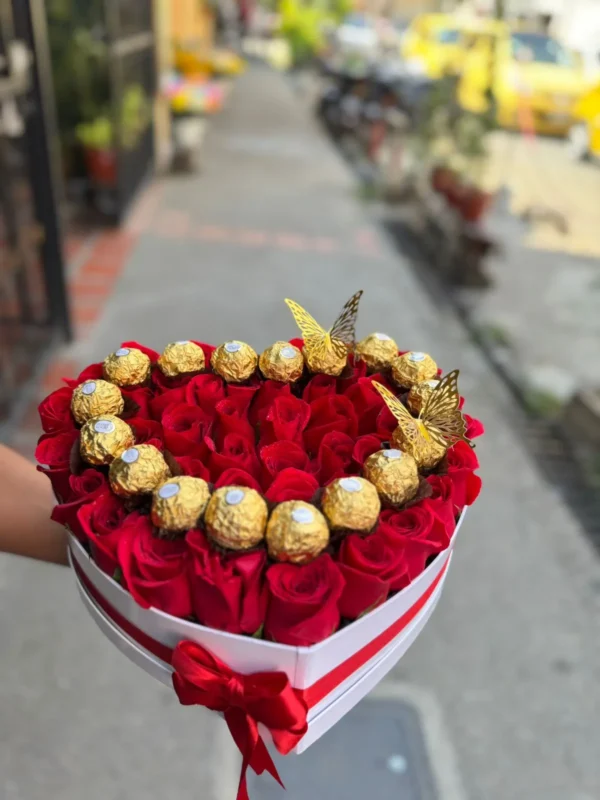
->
<box><xmin>0</xmin><ymin>1</ymin><xmax>599</xmax><ymax>799</ymax></box>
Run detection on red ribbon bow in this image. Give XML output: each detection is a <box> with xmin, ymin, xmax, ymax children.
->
<box><xmin>172</xmin><ymin>640</ymin><xmax>309</xmax><ymax>800</ymax></box>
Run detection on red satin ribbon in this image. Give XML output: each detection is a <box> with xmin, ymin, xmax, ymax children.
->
<box><xmin>172</xmin><ymin>640</ymin><xmax>308</xmax><ymax>800</ymax></box>
<box><xmin>72</xmin><ymin>553</ymin><xmax>449</xmax><ymax>799</ymax></box>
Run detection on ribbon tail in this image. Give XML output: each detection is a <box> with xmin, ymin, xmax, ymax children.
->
<box><xmin>225</xmin><ymin>709</ymin><xmax>286</xmax><ymax>798</ymax></box>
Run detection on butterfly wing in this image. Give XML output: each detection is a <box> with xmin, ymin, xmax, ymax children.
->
<box><xmin>372</xmin><ymin>381</ymin><xmax>424</xmax><ymax>447</ymax></box>
<box><xmin>329</xmin><ymin>290</ymin><xmax>363</xmax><ymax>357</ymax></box>
<box><xmin>420</xmin><ymin>369</ymin><xmax>472</xmax><ymax>447</ymax></box>
<box><xmin>285</xmin><ymin>298</ymin><xmax>328</xmax><ymax>352</ymax></box>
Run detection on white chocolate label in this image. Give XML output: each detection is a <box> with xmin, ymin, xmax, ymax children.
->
<box><xmin>427</xmin><ymin>380</ymin><xmax>440</xmax><ymax>388</ymax></box>
<box><xmin>94</xmin><ymin>420</ymin><xmax>115</xmax><ymax>434</ymax></box>
<box><xmin>158</xmin><ymin>483</ymin><xmax>179</xmax><ymax>499</ymax></box>
<box><xmin>280</xmin><ymin>346</ymin><xmax>297</xmax><ymax>359</ymax></box>
<box><xmin>121</xmin><ymin>448</ymin><xmax>139</xmax><ymax>464</ymax></box>
<box><xmin>408</xmin><ymin>352</ymin><xmax>426</xmax><ymax>362</ymax></box>
<box><xmin>224</xmin><ymin>342</ymin><xmax>242</xmax><ymax>354</ymax></box>
<box><xmin>383</xmin><ymin>449</ymin><xmax>402</xmax><ymax>460</ymax></box>
<box><xmin>340</xmin><ymin>477</ymin><xmax>362</xmax><ymax>493</ymax></box>
<box><xmin>374</xmin><ymin>333</ymin><xmax>391</xmax><ymax>341</ymax></box>
<box><xmin>292</xmin><ymin>507</ymin><xmax>314</xmax><ymax>524</ymax></box>
<box><xmin>82</xmin><ymin>381</ymin><xmax>96</xmax><ymax>395</ymax></box>
<box><xmin>225</xmin><ymin>488</ymin><xmax>245</xmax><ymax>505</ymax></box>
<box><xmin>115</xmin><ymin>348</ymin><xmax>130</xmax><ymax>357</ymax></box>
<box><xmin>175</xmin><ymin>340</ymin><xmax>190</xmax><ymax>346</ymax></box>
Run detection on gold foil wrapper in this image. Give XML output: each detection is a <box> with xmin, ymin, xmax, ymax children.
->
<box><xmin>210</xmin><ymin>341</ymin><xmax>258</xmax><ymax>383</ymax></box>
<box><xmin>391</xmin><ymin>352</ymin><xmax>438</xmax><ymax>389</ymax></box>
<box><xmin>151</xmin><ymin>476</ymin><xmax>211</xmax><ymax>533</ymax></box>
<box><xmin>355</xmin><ymin>332</ymin><xmax>398</xmax><ymax>372</ymax></box>
<box><xmin>79</xmin><ymin>414</ymin><xmax>135</xmax><ymax>465</ymax></box>
<box><xmin>71</xmin><ymin>379</ymin><xmax>124</xmax><ymax>424</ymax></box>
<box><xmin>321</xmin><ymin>476</ymin><xmax>381</xmax><ymax>532</ymax></box>
<box><xmin>304</xmin><ymin>345</ymin><xmax>347</xmax><ymax>377</ymax></box>
<box><xmin>259</xmin><ymin>341</ymin><xmax>304</xmax><ymax>383</ymax></box>
<box><xmin>391</xmin><ymin>425</ymin><xmax>446</xmax><ymax>471</ymax></box>
<box><xmin>103</xmin><ymin>347</ymin><xmax>151</xmax><ymax>387</ymax></box>
<box><xmin>109</xmin><ymin>444</ymin><xmax>171</xmax><ymax>497</ymax></box>
<box><xmin>266</xmin><ymin>501</ymin><xmax>329</xmax><ymax>564</ymax></box>
<box><xmin>406</xmin><ymin>379</ymin><xmax>440</xmax><ymax>415</ymax></box>
<box><xmin>158</xmin><ymin>341</ymin><xmax>205</xmax><ymax>378</ymax></box>
<box><xmin>205</xmin><ymin>486</ymin><xmax>268</xmax><ymax>550</ymax></box>
<box><xmin>363</xmin><ymin>449</ymin><xmax>419</xmax><ymax>506</ymax></box>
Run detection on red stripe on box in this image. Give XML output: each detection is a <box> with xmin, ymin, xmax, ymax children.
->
<box><xmin>72</xmin><ymin>552</ymin><xmax>448</xmax><ymax>709</ymax></box>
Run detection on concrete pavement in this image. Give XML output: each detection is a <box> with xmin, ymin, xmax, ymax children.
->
<box><xmin>2</xmin><ymin>65</ymin><xmax>600</xmax><ymax>800</ymax></box>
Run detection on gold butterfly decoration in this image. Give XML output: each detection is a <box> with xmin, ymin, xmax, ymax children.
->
<box><xmin>285</xmin><ymin>291</ymin><xmax>363</xmax><ymax>361</ymax></box>
<box><xmin>373</xmin><ymin>370</ymin><xmax>473</xmax><ymax>449</ymax></box>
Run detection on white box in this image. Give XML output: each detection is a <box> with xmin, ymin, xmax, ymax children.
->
<box><xmin>69</xmin><ymin>511</ymin><xmax>464</xmax><ymax>751</ymax></box>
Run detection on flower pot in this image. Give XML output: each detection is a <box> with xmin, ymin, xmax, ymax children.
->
<box><xmin>430</xmin><ymin>166</ymin><xmax>456</xmax><ymax>195</ymax></box>
<box><xmin>83</xmin><ymin>146</ymin><xmax>117</xmax><ymax>187</ymax></box>
<box><xmin>460</xmin><ymin>187</ymin><xmax>493</xmax><ymax>223</ymax></box>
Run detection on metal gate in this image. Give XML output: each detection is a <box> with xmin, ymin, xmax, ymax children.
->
<box><xmin>0</xmin><ymin>1</ymin><xmax>70</xmax><ymax>431</ymax></box>
<box><xmin>104</xmin><ymin>0</ymin><xmax>155</xmax><ymax>220</ymax></box>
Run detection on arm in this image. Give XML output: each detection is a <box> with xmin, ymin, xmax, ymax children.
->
<box><xmin>0</xmin><ymin>444</ymin><xmax>69</xmax><ymax>565</ymax></box>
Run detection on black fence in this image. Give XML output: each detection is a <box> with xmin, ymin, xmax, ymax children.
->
<box><xmin>0</xmin><ymin>0</ymin><xmax>70</xmax><ymax>431</ymax></box>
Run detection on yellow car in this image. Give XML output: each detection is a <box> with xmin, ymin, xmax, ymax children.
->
<box><xmin>401</xmin><ymin>13</ymin><xmax>467</xmax><ymax>79</ymax></box>
<box><xmin>567</xmin><ymin>80</ymin><xmax>600</xmax><ymax>160</ymax></box>
<box><xmin>458</xmin><ymin>30</ymin><xmax>585</xmax><ymax>135</ymax></box>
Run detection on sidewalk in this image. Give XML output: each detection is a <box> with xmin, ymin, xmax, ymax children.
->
<box><xmin>2</xmin><ymin>65</ymin><xmax>600</xmax><ymax>800</ymax></box>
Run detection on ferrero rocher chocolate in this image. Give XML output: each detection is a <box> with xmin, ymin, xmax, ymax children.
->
<box><xmin>266</xmin><ymin>501</ymin><xmax>329</xmax><ymax>564</ymax></box>
<box><xmin>103</xmin><ymin>347</ymin><xmax>151</xmax><ymax>387</ymax></box>
<box><xmin>71</xmin><ymin>379</ymin><xmax>124</xmax><ymax>424</ymax></box>
<box><xmin>391</xmin><ymin>425</ymin><xmax>446</xmax><ymax>471</ymax></box>
<box><xmin>321</xmin><ymin>476</ymin><xmax>381</xmax><ymax>533</ymax></box>
<box><xmin>355</xmin><ymin>332</ymin><xmax>398</xmax><ymax>372</ymax></box>
<box><xmin>109</xmin><ymin>444</ymin><xmax>171</xmax><ymax>497</ymax></box>
<box><xmin>210</xmin><ymin>341</ymin><xmax>258</xmax><ymax>383</ymax></box>
<box><xmin>205</xmin><ymin>486</ymin><xmax>268</xmax><ymax>550</ymax></box>
<box><xmin>79</xmin><ymin>414</ymin><xmax>135</xmax><ymax>465</ymax></box>
<box><xmin>363</xmin><ymin>449</ymin><xmax>419</xmax><ymax>506</ymax></box>
<box><xmin>391</xmin><ymin>351</ymin><xmax>438</xmax><ymax>388</ymax></box>
<box><xmin>158</xmin><ymin>341</ymin><xmax>205</xmax><ymax>378</ymax></box>
<box><xmin>151</xmin><ymin>476</ymin><xmax>210</xmax><ymax>533</ymax></box>
<box><xmin>303</xmin><ymin>345</ymin><xmax>347</xmax><ymax>377</ymax></box>
<box><xmin>406</xmin><ymin>379</ymin><xmax>440</xmax><ymax>415</ymax></box>
<box><xmin>259</xmin><ymin>341</ymin><xmax>304</xmax><ymax>383</ymax></box>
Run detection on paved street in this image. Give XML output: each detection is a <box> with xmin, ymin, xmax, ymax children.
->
<box><xmin>2</xmin><ymin>65</ymin><xmax>600</xmax><ymax>800</ymax></box>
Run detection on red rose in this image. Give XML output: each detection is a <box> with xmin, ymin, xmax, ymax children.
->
<box><xmin>35</xmin><ymin>429</ymin><xmax>78</xmax><ymax>468</ymax></box>
<box><xmin>214</xmin><ymin>396</ymin><xmax>254</xmax><ymax>447</ymax></box>
<box><xmin>128</xmin><ymin>417</ymin><xmax>164</xmax><ymax>449</ymax></box>
<box><xmin>64</xmin><ymin>363</ymin><xmax>103</xmax><ymax>387</ymax></box>
<box><xmin>118</xmin><ymin>515</ymin><xmax>192</xmax><ymax>617</ymax></box>
<box><xmin>302</xmin><ymin>374</ymin><xmax>337</xmax><ymax>404</ymax></box>
<box><xmin>376</xmin><ymin>403</ymin><xmax>398</xmax><ymax>440</ymax></box>
<box><xmin>352</xmin><ymin>434</ymin><xmax>385</xmax><ymax>467</ymax></box>
<box><xmin>214</xmin><ymin>468</ymin><xmax>262</xmax><ymax>492</ymax></box>
<box><xmin>185</xmin><ymin>373</ymin><xmax>226</xmax><ymax>414</ymax></box>
<box><xmin>337</xmin><ymin>355</ymin><xmax>367</xmax><ymax>392</ymax></box>
<box><xmin>187</xmin><ymin>530</ymin><xmax>266</xmax><ymax>634</ymax></box>
<box><xmin>379</xmin><ymin>504</ymin><xmax>449</xmax><ymax>580</ymax></box>
<box><xmin>161</xmin><ymin>403</ymin><xmax>213</xmax><ymax>459</ymax></box>
<box><xmin>259</xmin><ymin>441</ymin><xmax>311</xmax><ymax>488</ymax></box>
<box><xmin>337</xmin><ymin>532</ymin><xmax>409</xmax><ymax>619</ymax></box>
<box><xmin>51</xmin><ymin>470</ymin><xmax>109</xmax><ymax>539</ymax></box>
<box><xmin>426</xmin><ymin>475</ymin><xmax>456</xmax><ymax>536</ymax></box>
<box><xmin>289</xmin><ymin>338</ymin><xmax>304</xmax><ymax>350</ymax></box>
<box><xmin>150</xmin><ymin>385</ymin><xmax>186</xmax><ymax>419</ymax></box>
<box><xmin>265</xmin><ymin>468</ymin><xmax>319</xmax><ymax>503</ymax></box>
<box><xmin>304</xmin><ymin>395</ymin><xmax>358</xmax><ymax>455</ymax></box>
<box><xmin>192</xmin><ymin>341</ymin><xmax>216</xmax><ymax>363</ymax></box>
<box><xmin>122</xmin><ymin>386</ymin><xmax>153</xmax><ymax>419</ymax></box>
<box><xmin>173</xmin><ymin>456</ymin><xmax>211</xmax><ymax>482</ymax></box>
<box><xmin>260</xmin><ymin>395</ymin><xmax>311</xmax><ymax>446</ymax></box>
<box><xmin>121</xmin><ymin>340</ymin><xmax>159</xmax><ymax>362</ymax></box>
<box><xmin>77</xmin><ymin>492</ymin><xmax>132</xmax><ymax>576</ymax></box>
<box><xmin>446</xmin><ymin>441</ymin><xmax>481</xmax><ymax>509</ymax></box>
<box><xmin>152</xmin><ymin>366</ymin><xmax>193</xmax><ymax>392</ymax></box>
<box><xmin>264</xmin><ymin>555</ymin><xmax>345</xmax><ymax>646</ymax></box>
<box><xmin>465</xmin><ymin>414</ymin><xmax>485</xmax><ymax>439</ymax></box>
<box><xmin>209</xmin><ymin>433</ymin><xmax>260</xmax><ymax>482</ymax></box>
<box><xmin>249</xmin><ymin>380</ymin><xmax>291</xmax><ymax>427</ymax></box>
<box><xmin>38</xmin><ymin>387</ymin><xmax>75</xmax><ymax>434</ymax></box>
<box><xmin>226</xmin><ymin>377</ymin><xmax>261</xmax><ymax>412</ymax></box>
<box><xmin>345</xmin><ymin>376</ymin><xmax>389</xmax><ymax>435</ymax></box>
<box><xmin>316</xmin><ymin>431</ymin><xmax>355</xmax><ymax>484</ymax></box>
